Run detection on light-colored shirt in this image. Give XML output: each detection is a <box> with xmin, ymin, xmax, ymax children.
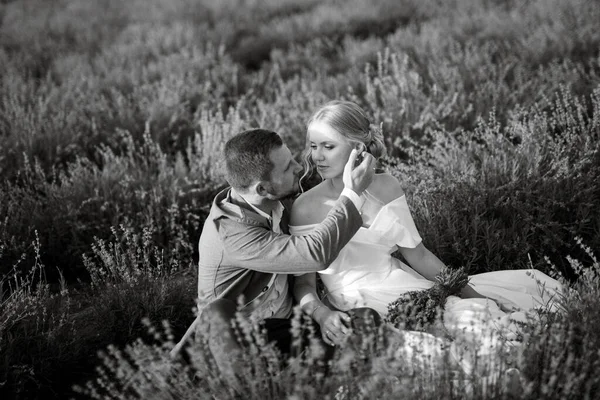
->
<box><xmin>341</xmin><ymin>188</ymin><xmax>366</xmax><ymax>211</ymax></box>
<box><xmin>196</xmin><ymin>186</ymin><xmax>364</xmax><ymax>322</ymax></box>
<box><xmin>243</xmin><ymin>200</ymin><xmax>292</xmax><ymax>319</ymax></box>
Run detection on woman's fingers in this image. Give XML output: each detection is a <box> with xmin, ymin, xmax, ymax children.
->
<box><xmin>319</xmin><ymin>311</ymin><xmax>353</xmax><ymax>346</ymax></box>
<box><xmin>322</xmin><ymin>329</ymin><xmax>338</xmax><ymax>346</ymax></box>
<box><xmin>322</xmin><ymin>313</ymin><xmax>353</xmax><ymax>345</ymax></box>
<box><xmin>329</xmin><ymin>313</ymin><xmax>350</xmax><ymax>333</ymax></box>
<box><xmin>323</xmin><ymin>328</ymin><xmax>343</xmax><ymax>346</ymax></box>
<box><xmin>340</xmin><ymin>313</ymin><xmax>352</xmax><ymax>334</ymax></box>
<box><xmin>499</xmin><ymin>300</ymin><xmax>520</xmax><ymax>313</ymax></box>
<box><xmin>322</xmin><ymin>331</ymin><xmax>334</xmax><ymax>346</ymax></box>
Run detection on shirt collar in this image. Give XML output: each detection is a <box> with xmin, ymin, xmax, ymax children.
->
<box><xmin>230</xmin><ymin>189</ymin><xmax>284</xmax><ymax>227</ymax></box>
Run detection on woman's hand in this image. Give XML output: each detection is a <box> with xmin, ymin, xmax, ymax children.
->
<box><xmin>314</xmin><ymin>307</ymin><xmax>352</xmax><ymax>346</ymax></box>
<box><xmin>495</xmin><ymin>298</ymin><xmax>522</xmax><ymax>313</ymax></box>
<box><xmin>462</xmin><ymin>285</ymin><xmax>521</xmax><ymax>313</ymax></box>
<box><xmin>460</xmin><ymin>284</ymin><xmax>485</xmax><ymax>299</ymax></box>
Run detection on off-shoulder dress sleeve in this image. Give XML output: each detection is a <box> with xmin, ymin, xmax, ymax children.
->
<box><xmin>369</xmin><ymin>195</ymin><xmax>423</xmax><ymax>248</ymax></box>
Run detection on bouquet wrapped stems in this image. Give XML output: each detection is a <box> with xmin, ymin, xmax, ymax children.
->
<box><xmin>385</xmin><ymin>267</ymin><xmax>470</xmax><ymax>333</ymax></box>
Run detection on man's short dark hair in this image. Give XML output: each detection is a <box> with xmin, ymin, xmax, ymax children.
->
<box><xmin>224</xmin><ymin>129</ymin><xmax>283</xmax><ymax>191</ymax></box>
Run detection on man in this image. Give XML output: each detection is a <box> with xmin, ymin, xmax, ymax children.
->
<box><xmin>171</xmin><ymin>128</ymin><xmax>378</xmax><ymax>373</ymax></box>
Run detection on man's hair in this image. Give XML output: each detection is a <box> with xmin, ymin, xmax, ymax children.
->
<box><xmin>224</xmin><ymin>129</ymin><xmax>283</xmax><ymax>191</ymax></box>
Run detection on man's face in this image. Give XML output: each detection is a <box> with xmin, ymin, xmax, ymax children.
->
<box><xmin>263</xmin><ymin>144</ymin><xmax>302</xmax><ymax>200</ymax></box>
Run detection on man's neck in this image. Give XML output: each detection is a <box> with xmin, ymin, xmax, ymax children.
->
<box><xmin>230</xmin><ymin>188</ymin><xmax>277</xmax><ymax>215</ymax></box>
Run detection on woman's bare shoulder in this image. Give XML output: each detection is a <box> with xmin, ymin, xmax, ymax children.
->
<box><xmin>368</xmin><ymin>173</ymin><xmax>405</xmax><ymax>205</ymax></box>
<box><xmin>290</xmin><ymin>183</ymin><xmax>333</xmax><ymax>226</ymax></box>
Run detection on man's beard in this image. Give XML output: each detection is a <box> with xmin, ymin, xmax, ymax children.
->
<box><xmin>267</xmin><ymin>180</ymin><xmax>300</xmax><ymax>201</ymax></box>
<box><xmin>278</xmin><ymin>189</ymin><xmax>300</xmax><ymax>201</ymax></box>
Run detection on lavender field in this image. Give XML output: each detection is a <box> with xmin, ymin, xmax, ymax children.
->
<box><xmin>1</xmin><ymin>0</ymin><xmax>599</xmax><ymax>398</ymax></box>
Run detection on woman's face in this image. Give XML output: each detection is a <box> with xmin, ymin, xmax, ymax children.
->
<box><xmin>307</xmin><ymin>120</ymin><xmax>356</xmax><ymax>180</ymax></box>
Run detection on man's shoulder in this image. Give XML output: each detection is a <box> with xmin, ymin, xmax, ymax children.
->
<box><xmin>205</xmin><ymin>187</ymin><xmax>268</xmax><ymax>228</ymax></box>
<box><xmin>198</xmin><ymin>188</ymin><xmax>241</xmax><ymax>257</ymax></box>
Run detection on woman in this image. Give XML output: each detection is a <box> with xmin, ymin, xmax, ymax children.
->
<box><xmin>290</xmin><ymin>101</ymin><xmax>562</xmax><ymax>367</ymax></box>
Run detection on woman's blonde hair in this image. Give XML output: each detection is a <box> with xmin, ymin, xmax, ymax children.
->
<box><xmin>300</xmin><ymin>100</ymin><xmax>387</xmax><ymax>190</ymax></box>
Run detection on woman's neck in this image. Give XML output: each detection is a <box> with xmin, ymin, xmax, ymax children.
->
<box><xmin>326</xmin><ymin>176</ymin><xmax>344</xmax><ymax>198</ymax></box>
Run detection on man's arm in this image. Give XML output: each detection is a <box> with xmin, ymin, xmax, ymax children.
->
<box><xmin>219</xmin><ymin>195</ymin><xmax>361</xmax><ymax>274</ymax></box>
<box><xmin>220</xmin><ymin>149</ymin><xmax>376</xmax><ymax>274</ymax></box>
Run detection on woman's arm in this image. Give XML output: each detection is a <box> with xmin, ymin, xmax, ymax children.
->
<box><xmin>398</xmin><ymin>243</ymin><xmax>441</xmax><ymax>282</ymax></box>
<box><xmin>399</xmin><ymin>244</ymin><xmax>485</xmax><ymax>299</ymax></box>
<box><xmin>290</xmin><ymin>187</ymin><xmax>356</xmax><ymax>345</ymax></box>
<box><xmin>369</xmin><ymin>174</ymin><xmax>506</xmax><ymax>303</ymax></box>
<box><xmin>293</xmin><ymin>272</ymin><xmax>322</xmax><ymax>312</ymax></box>
<box><xmin>293</xmin><ymin>273</ymin><xmax>351</xmax><ymax>346</ymax></box>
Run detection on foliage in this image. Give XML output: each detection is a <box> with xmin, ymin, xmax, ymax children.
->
<box><xmin>395</xmin><ymin>88</ymin><xmax>600</xmax><ymax>276</ymax></box>
<box><xmin>519</xmin><ymin>239</ymin><xmax>600</xmax><ymax>399</ymax></box>
<box><xmin>0</xmin><ymin>234</ymin><xmax>78</xmax><ymax>397</ymax></box>
<box><xmin>0</xmin><ymin>0</ymin><xmax>599</xmax><ymax>398</ymax></box>
<box><xmin>73</xmin><ymin>246</ymin><xmax>600</xmax><ymax>400</ymax></box>
<box><xmin>0</xmin><ymin>231</ymin><xmax>196</xmax><ymax>399</ymax></box>
<box><xmin>74</xmin><ymin>310</ymin><xmax>475</xmax><ymax>400</ymax></box>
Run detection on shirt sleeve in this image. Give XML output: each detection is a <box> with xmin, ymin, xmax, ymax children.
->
<box><xmin>340</xmin><ymin>188</ymin><xmax>365</xmax><ymax>210</ymax></box>
<box><xmin>218</xmin><ymin>196</ymin><xmax>363</xmax><ymax>274</ymax></box>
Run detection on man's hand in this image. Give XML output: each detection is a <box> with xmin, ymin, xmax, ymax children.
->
<box><xmin>314</xmin><ymin>307</ymin><xmax>352</xmax><ymax>346</ymax></box>
<box><xmin>343</xmin><ymin>149</ymin><xmax>376</xmax><ymax>196</ymax></box>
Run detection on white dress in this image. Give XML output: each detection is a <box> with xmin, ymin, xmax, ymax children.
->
<box><xmin>290</xmin><ymin>191</ymin><xmax>563</xmax><ymax>374</ymax></box>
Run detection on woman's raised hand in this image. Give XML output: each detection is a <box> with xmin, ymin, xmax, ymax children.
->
<box><xmin>313</xmin><ymin>307</ymin><xmax>352</xmax><ymax>346</ymax></box>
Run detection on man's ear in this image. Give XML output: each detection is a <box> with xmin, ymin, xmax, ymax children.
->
<box><xmin>254</xmin><ymin>181</ymin><xmax>269</xmax><ymax>197</ymax></box>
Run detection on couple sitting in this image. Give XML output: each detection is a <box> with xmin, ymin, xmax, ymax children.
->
<box><xmin>173</xmin><ymin>100</ymin><xmax>561</xmax><ymax>383</ymax></box>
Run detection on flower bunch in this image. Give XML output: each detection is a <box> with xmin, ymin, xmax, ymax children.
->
<box><xmin>385</xmin><ymin>267</ymin><xmax>470</xmax><ymax>331</ymax></box>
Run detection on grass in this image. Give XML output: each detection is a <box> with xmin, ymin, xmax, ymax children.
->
<box><xmin>0</xmin><ymin>0</ymin><xmax>599</xmax><ymax>398</ymax></box>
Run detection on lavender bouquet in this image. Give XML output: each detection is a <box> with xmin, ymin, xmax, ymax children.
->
<box><xmin>385</xmin><ymin>267</ymin><xmax>470</xmax><ymax>332</ymax></box>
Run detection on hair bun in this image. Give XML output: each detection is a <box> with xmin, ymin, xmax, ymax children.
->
<box><xmin>367</xmin><ymin>122</ymin><xmax>387</xmax><ymax>159</ymax></box>
<box><xmin>369</xmin><ymin>123</ymin><xmax>383</xmax><ymax>137</ymax></box>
